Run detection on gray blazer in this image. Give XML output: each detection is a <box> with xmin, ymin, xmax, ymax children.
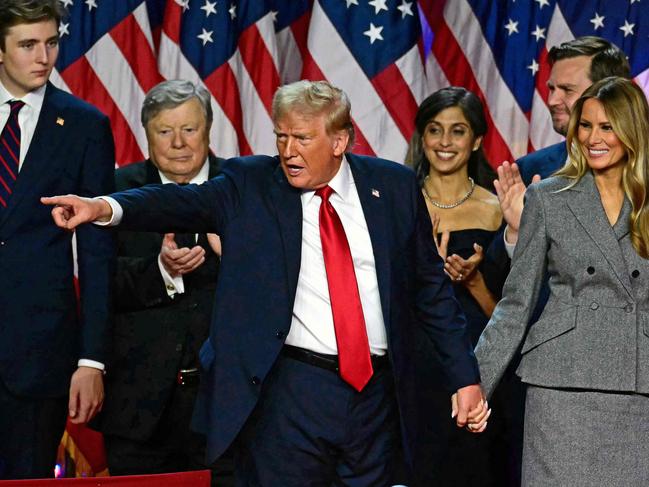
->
<box><xmin>475</xmin><ymin>171</ymin><xmax>649</xmax><ymax>397</ymax></box>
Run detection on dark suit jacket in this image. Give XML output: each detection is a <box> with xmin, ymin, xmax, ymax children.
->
<box><xmin>517</xmin><ymin>141</ymin><xmax>567</xmax><ymax>185</ymax></box>
<box><xmin>110</xmin><ymin>153</ymin><xmax>480</xmax><ymax>469</ymax></box>
<box><xmin>0</xmin><ymin>83</ymin><xmax>115</xmax><ymax>397</ymax></box>
<box><xmin>99</xmin><ymin>156</ymin><xmax>222</xmax><ymax>441</ymax></box>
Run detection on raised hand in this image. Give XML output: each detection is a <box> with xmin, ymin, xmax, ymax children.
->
<box><xmin>493</xmin><ymin>162</ymin><xmax>541</xmax><ymax>245</ymax></box>
<box><xmin>41</xmin><ymin>195</ymin><xmax>112</xmax><ymax>230</ymax></box>
<box><xmin>160</xmin><ymin>233</ymin><xmax>206</xmax><ymax>277</ymax></box>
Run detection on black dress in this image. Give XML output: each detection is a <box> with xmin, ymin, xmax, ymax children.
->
<box><xmin>412</xmin><ymin>228</ymin><xmax>522</xmax><ymax>487</ymax></box>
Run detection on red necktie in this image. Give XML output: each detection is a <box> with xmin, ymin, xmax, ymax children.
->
<box><xmin>316</xmin><ymin>186</ymin><xmax>373</xmax><ymax>392</ymax></box>
<box><xmin>0</xmin><ymin>100</ymin><xmax>25</xmax><ymax>209</ymax></box>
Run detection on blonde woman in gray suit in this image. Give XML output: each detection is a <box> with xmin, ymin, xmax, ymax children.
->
<box><xmin>470</xmin><ymin>76</ymin><xmax>649</xmax><ymax>485</ymax></box>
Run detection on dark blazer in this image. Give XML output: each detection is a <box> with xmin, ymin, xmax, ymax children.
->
<box><xmin>110</xmin><ymin>153</ymin><xmax>480</xmax><ymax>468</ymax></box>
<box><xmin>0</xmin><ymin>83</ymin><xmax>115</xmax><ymax>397</ymax></box>
<box><xmin>99</xmin><ymin>156</ymin><xmax>222</xmax><ymax>441</ymax></box>
<box><xmin>477</xmin><ymin>172</ymin><xmax>649</xmax><ymax>397</ymax></box>
<box><xmin>517</xmin><ymin>141</ymin><xmax>567</xmax><ymax>185</ymax></box>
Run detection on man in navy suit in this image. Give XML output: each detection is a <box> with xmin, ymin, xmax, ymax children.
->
<box><xmin>0</xmin><ymin>0</ymin><xmax>115</xmax><ymax>479</ymax></box>
<box><xmin>516</xmin><ymin>37</ymin><xmax>630</xmax><ymax>185</ymax></box>
<box><xmin>43</xmin><ymin>80</ymin><xmax>486</xmax><ymax>485</ymax></box>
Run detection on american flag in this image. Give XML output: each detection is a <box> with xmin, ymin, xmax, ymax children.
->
<box><xmin>53</xmin><ymin>0</ymin><xmax>648</xmax><ymax>477</ymax></box>
<box><xmin>53</xmin><ymin>0</ymin><xmax>649</xmax><ymax>170</ymax></box>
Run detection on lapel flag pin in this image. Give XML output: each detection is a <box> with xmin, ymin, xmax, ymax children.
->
<box><xmin>56</xmin><ymin>117</ymin><xmax>64</xmax><ymax>126</ymax></box>
<box><xmin>371</xmin><ymin>189</ymin><xmax>380</xmax><ymax>198</ymax></box>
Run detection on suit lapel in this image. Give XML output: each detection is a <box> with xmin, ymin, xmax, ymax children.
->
<box><xmin>347</xmin><ymin>154</ymin><xmax>392</xmax><ymax>327</ymax></box>
<box><xmin>0</xmin><ymin>84</ymin><xmax>68</xmax><ymax>226</ymax></box>
<box><xmin>268</xmin><ymin>162</ymin><xmax>303</xmax><ymax>301</ymax></box>
<box><xmin>567</xmin><ymin>172</ymin><xmax>632</xmax><ymax>296</ymax></box>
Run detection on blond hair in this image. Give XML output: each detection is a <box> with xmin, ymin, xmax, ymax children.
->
<box><xmin>557</xmin><ymin>77</ymin><xmax>649</xmax><ymax>257</ymax></box>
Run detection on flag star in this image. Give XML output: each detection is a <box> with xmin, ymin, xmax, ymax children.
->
<box><xmin>531</xmin><ymin>25</ymin><xmax>546</xmax><ymax>42</ymax></box>
<box><xmin>619</xmin><ymin>19</ymin><xmax>635</xmax><ymax>37</ymax></box>
<box><xmin>534</xmin><ymin>0</ymin><xmax>550</xmax><ymax>8</ymax></box>
<box><xmin>590</xmin><ymin>13</ymin><xmax>605</xmax><ymax>30</ymax></box>
<box><xmin>228</xmin><ymin>3</ymin><xmax>236</xmax><ymax>19</ymax></box>
<box><xmin>175</xmin><ymin>0</ymin><xmax>189</xmax><ymax>12</ymax></box>
<box><xmin>270</xmin><ymin>10</ymin><xmax>278</xmax><ymax>23</ymax></box>
<box><xmin>58</xmin><ymin>22</ymin><xmax>70</xmax><ymax>37</ymax></box>
<box><xmin>200</xmin><ymin>0</ymin><xmax>217</xmax><ymax>17</ymax></box>
<box><xmin>197</xmin><ymin>28</ymin><xmax>214</xmax><ymax>45</ymax></box>
<box><xmin>397</xmin><ymin>0</ymin><xmax>414</xmax><ymax>18</ymax></box>
<box><xmin>504</xmin><ymin>18</ymin><xmax>519</xmax><ymax>36</ymax></box>
<box><xmin>60</xmin><ymin>0</ymin><xmax>74</xmax><ymax>7</ymax></box>
<box><xmin>368</xmin><ymin>0</ymin><xmax>388</xmax><ymax>14</ymax></box>
<box><xmin>363</xmin><ymin>22</ymin><xmax>384</xmax><ymax>44</ymax></box>
<box><xmin>527</xmin><ymin>59</ymin><xmax>539</xmax><ymax>75</ymax></box>
<box><xmin>85</xmin><ymin>0</ymin><xmax>97</xmax><ymax>11</ymax></box>
<box><xmin>630</xmin><ymin>0</ymin><xmax>640</xmax><ymax>3</ymax></box>
<box><xmin>345</xmin><ymin>0</ymin><xmax>359</xmax><ymax>7</ymax></box>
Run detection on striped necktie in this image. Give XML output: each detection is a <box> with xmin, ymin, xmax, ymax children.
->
<box><xmin>0</xmin><ymin>100</ymin><xmax>25</xmax><ymax>209</ymax></box>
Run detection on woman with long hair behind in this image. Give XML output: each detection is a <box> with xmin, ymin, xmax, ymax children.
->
<box><xmin>471</xmin><ymin>77</ymin><xmax>649</xmax><ymax>485</ymax></box>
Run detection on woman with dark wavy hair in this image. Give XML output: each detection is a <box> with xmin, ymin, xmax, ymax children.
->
<box><xmin>409</xmin><ymin>87</ymin><xmax>506</xmax><ymax>486</ymax></box>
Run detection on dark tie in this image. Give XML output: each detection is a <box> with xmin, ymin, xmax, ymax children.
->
<box><xmin>316</xmin><ymin>185</ymin><xmax>373</xmax><ymax>392</ymax></box>
<box><xmin>0</xmin><ymin>100</ymin><xmax>25</xmax><ymax>209</ymax></box>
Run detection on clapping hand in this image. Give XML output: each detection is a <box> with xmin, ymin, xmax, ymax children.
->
<box><xmin>160</xmin><ymin>233</ymin><xmax>206</xmax><ymax>277</ymax></box>
<box><xmin>445</xmin><ymin>243</ymin><xmax>484</xmax><ymax>284</ymax></box>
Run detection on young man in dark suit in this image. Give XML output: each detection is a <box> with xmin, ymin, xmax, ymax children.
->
<box><xmin>97</xmin><ymin>80</ymin><xmax>231</xmax><ymax>484</ymax></box>
<box><xmin>43</xmin><ymin>80</ymin><xmax>488</xmax><ymax>485</ymax></box>
<box><xmin>0</xmin><ymin>0</ymin><xmax>115</xmax><ymax>479</ymax></box>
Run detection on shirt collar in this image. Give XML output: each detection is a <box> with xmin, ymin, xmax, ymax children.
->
<box><xmin>158</xmin><ymin>158</ymin><xmax>210</xmax><ymax>185</ymax></box>
<box><xmin>302</xmin><ymin>155</ymin><xmax>353</xmax><ymax>205</ymax></box>
<box><xmin>0</xmin><ymin>80</ymin><xmax>47</xmax><ymax>112</ymax></box>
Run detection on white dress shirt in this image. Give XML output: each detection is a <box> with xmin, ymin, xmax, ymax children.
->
<box><xmin>102</xmin><ymin>157</ymin><xmax>388</xmax><ymax>355</ymax></box>
<box><xmin>285</xmin><ymin>158</ymin><xmax>388</xmax><ymax>356</ymax></box>
<box><xmin>0</xmin><ymin>82</ymin><xmax>46</xmax><ymax>168</ymax></box>
<box><xmin>0</xmin><ymin>81</ymin><xmax>103</xmax><ymax>370</ymax></box>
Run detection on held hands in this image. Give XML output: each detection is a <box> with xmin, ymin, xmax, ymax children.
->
<box><xmin>40</xmin><ymin>195</ymin><xmax>112</xmax><ymax>230</ymax></box>
<box><xmin>451</xmin><ymin>384</ymin><xmax>490</xmax><ymax>433</ymax></box>
<box><xmin>160</xmin><ymin>233</ymin><xmax>206</xmax><ymax>277</ymax></box>
<box><xmin>493</xmin><ymin>162</ymin><xmax>541</xmax><ymax>245</ymax></box>
<box><xmin>68</xmin><ymin>366</ymin><xmax>104</xmax><ymax>424</ymax></box>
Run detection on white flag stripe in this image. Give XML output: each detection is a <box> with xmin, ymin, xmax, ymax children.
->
<box><xmin>228</xmin><ymin>50</ymin><xmax>277</xmax><ymax>155</ymax></box>
<box><xmin>308</xmin><ymin>0</ymin><xmax>407</xmax><ymax>161</ymax></box>
<box><xmin>86</xmin><ymin>35</ymin><xmax>149</xmax><ymax>158</ymax></box>
<box><xmin>446</xmin><ymin>0</ymin><xmax>529</xmax><ymax>158</ymax></box>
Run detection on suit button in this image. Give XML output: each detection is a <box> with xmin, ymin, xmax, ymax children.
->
<box><xmin>590</xmin><ymin>302</ymin><xmax>599</xmax><ymax>310</ymax></box>
<box><xmin>251</xmin><ymin>376</ymin><xmax>260</xmax><ymax>385</ymax></box>
<box><xmin>625</xmin><ymin>303</ymin><xmax>634</xmax><ymax>313</ymax></box>
<box><xmin>176</xmin><ymin>344</ymin><xmax>183</xmax><ymax>352</ymax></box>
<box><xmin>587</xmin><ymin>266</ymin><xmax>595</xmax><ymax>275</ymax></box>
<box><xmin>632</xmin><ymin>270</ymin><xmax>640</xmax><ymax>278</ymax></box>
<box><xmin>275</xmin><ymin>330</ymin><xmax>286</xmax><ymax>339</ymax></box>
<box><xmin>0</xmin><ymin>241</ymin><xmax>4</xmax><ymax>246</ymax></box>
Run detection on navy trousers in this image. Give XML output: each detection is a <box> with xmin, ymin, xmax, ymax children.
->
<box><xmin>234</xmin><ymin>353</ymin><xmax>404</xmax><ymax>486</ymax></box>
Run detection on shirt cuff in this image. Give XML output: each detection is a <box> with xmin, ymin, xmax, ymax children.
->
<box><xmin>93</xmin><ymin>196</ymin><xmax>123</xmax><ymax>226</ymax></box>
<box><xmin>78</xmin><ymin>359</ymin><xmax>105</xmax><ymax>371</ymax></box>
<box><xmin>158</xmin><ymin>254</ymin><xmax>185</xmax><ymax>297</ymax></box>
<box><xmin>503</xmin><ymin>225</ymin><xmax>516</xmax><ymax>259</ymax></box>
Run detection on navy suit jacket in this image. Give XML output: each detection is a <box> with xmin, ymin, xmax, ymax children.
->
<box><xmin>0</xmin><ymin>83</ymin><xmax>115</xmax><ymax>397</ymax></box>
<box><xmin>111</xmin><ymin>153</ymin><xmax>480</xmax><ymax>467</ymax></box>
<box><xmin>517</xmin><ymin>141</ymin><xmax>567</xmax><ymax>185</ymax></box>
